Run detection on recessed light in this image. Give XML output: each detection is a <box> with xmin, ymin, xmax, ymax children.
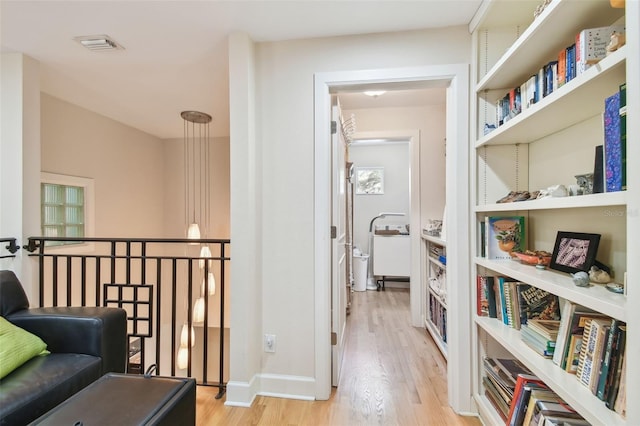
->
<box><xmin>74</xmin><ymin>35</ymin><xmax>124</xmax><ymax>52</ymax></box>
<box><xmin>363</xmin><ymin>90</ymin><xmax>386</xmax><ymax>97</ymax></box>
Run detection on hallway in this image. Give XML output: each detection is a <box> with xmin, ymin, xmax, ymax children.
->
<box><xmin>196</xmin><ymin>288</ymin><xmax>480</xmax><ymax>425</ymax></box>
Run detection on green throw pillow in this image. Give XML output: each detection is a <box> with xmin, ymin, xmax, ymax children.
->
<box><xmin>0</xmin><ymin>316</ymin><xmax>49</xmax><ymax>379</ymax></box>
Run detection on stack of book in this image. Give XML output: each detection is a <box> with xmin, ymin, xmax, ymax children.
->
<box><xmin>483</xmin><ymin>357</ymin><xmax>533</xmax><ymax>421</ymax></box>
<box><xmin>520</xmin><ymin>319</ymin><xmax>560</xmax><ymax>358</ymax></box>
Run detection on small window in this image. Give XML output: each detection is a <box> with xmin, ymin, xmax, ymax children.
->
<box><xmin>41</xmin><ymin>173</ymin><xmax>94</xmax><ymax>247</ymax></box>
<box><xmin>355</xmin><ymin>167</ymin><xmax>384</xmax><ymax>195</ymax></box>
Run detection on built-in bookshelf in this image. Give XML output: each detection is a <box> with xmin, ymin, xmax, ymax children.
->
<box><xmin>423</xmin><ymin>233</ymin><xmax>447</xmax><ymax>357</ymax></box>
<box><xmin>469</xmin><ymin>0</ymin><xmax>637</xmax><ymax>424</ymax></box>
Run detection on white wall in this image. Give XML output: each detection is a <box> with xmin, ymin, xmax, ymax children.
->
<box><xmin>41</xmin><ymin>94</ymin><xmax>165</xmax><ymax>238</ymax></box>
<box><xmin>345</xmin><ymin>102</ymin><xmax>447</xmax><ymax>252</ymax></box>
<box><xmin>228</xmin><ymin>26</ymin><xmax>470</xmax><ymax>402</ymax></box>
<box><xmin>349</xmin><ymin>142</ymin><xmax>410</xmax><ymax>252</ymax></box>
<box><xmin>0</xmin><ymin>53</ymin><xmax>41</xmax><ymax>300</ymax></box>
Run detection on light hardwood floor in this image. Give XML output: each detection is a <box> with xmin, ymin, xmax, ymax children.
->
<box><xmin>196</xmin><ymin>288</ymin><xmax>481</xmax><ymax>425</ymax></box>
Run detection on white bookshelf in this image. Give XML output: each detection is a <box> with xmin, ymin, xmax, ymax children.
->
<box><xmin>469</xmin><ymin>0</ymin><xmax>637</xmax><ymax>424</ymax></box>
<box><xmin>422</xmin><ymin>234</ymin><xmax>447</xmax><ymax>358</ymax></box>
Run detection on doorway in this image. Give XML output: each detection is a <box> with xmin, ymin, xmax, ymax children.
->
<box><xmin>313</xmin><ymin>64</ymin><xmax>471</xmax><ymax>414</ymax></box>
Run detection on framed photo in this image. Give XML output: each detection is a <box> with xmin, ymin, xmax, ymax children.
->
<box><xmin>549</xmin><ymin>231</ymin><xmax>601</xmax><ymax>274</ymax></box>
<box><xmin>355</xmin><ymin>167</ymin><xmax>384</xmax><ymax>195</ymax></box>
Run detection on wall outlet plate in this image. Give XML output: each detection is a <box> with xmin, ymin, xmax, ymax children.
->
<box><xmin>264</xmin><ymin>334</ymin><xmax>276</xmax><ymax>353</ymax></box>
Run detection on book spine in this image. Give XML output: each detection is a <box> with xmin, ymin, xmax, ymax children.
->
<box><xmin>552</xmin><ymin>302</ymin><xmax>575</xmax><ymax>366</ymax></box>
<box><xmin>604</xmin><ymin>92</ymin><xmax>622</xmax><ymax>192</ymax></box>
<box><xmin>486</xmin><ymin>276</ymin><xmax>497</xmax><ymax>318</ymax></box>
<box><xmin>596</xmin><ymin>319</ymin><xmax>619</xmax><ymax>399</ymax></box>
<box><xmin>620</xmin><ymin>83</ymin><xmax>627</xmax><ymax>190</ymax></box>
<box><xmin>575</xmin><ymin>319</ymin><xmax>593</xmax><ymax>386</ymax></box>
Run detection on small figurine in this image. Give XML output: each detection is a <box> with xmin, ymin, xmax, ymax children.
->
<box><xmin>571</xmin><ymin>271</ymin><xmax>590</xmax><ymax>287</ymax></box>
<box><xmin>606</xmin><ymin>31</ymin><xmax>626</xmax><ymax>55</ymax></box>
<box><xmin>589</xmin><ymin>265</ymin><xmax>611</xmax><ymax>284</ymax></box>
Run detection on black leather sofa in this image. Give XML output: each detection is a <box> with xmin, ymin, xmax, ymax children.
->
<box><xmin>0</xmin><ymin>270</ymin><xmax>127</xmax><ymax>425</ymax></box>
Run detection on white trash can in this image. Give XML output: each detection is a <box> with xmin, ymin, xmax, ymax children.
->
<box><xmin>353</xmin><ymin>254</ymin><xmax>369</xmax><ymax>292</ymax></box>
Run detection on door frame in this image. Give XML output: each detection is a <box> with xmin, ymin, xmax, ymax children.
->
<box><xmin>313</xmin><ymin>64</ymin><xmax>471</xmax><ymax>414</ymax></box>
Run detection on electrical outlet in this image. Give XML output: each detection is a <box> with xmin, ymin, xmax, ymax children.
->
<box><xmin>264</xmin><ymin>334</ymin><xmax>276</xmax><ymax>353</ymax></box>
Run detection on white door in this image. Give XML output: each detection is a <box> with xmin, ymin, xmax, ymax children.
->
<box><xmin>331</xmin><ymin>101</ymin><xmax>348</xmax><ymax>386</ymax></box>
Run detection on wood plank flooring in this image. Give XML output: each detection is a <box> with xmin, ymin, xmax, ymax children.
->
<box><xmin>196</xmin><ymin>288</ymin><xmax>481</xmax><ymax>425</ymax></box>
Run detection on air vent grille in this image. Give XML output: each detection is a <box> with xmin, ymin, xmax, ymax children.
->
<box><xmin>74</xmin><ymin>35</ymin><xmax>124</xmax><ymax>51</ymax></box>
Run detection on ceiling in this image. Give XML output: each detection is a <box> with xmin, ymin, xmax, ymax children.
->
<box><xmin>1</xmin><ymin>1</ymin><xmax>482</xmax><ymax>139</ymax></box>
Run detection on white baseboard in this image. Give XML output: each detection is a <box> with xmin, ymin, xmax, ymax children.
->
<box><xmin>225</xmin><ymin>373</ymin><xmax>316</xmax><ymax>406</ymax></box>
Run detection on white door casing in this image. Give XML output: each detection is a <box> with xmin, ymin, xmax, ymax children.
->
<box><xmin>330</xmin><ymin>101</ymin><xmax>348</xmax><ymax>386</ymax></box>
<box><xmin>314</xmin><ymin>64</ymin><xmax>471</xmax><ymax>414</ymax></box>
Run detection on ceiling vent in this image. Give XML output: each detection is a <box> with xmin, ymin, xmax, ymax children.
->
<box><xmin>74</xmin><ymin>35</ymin><xmax>124</xmax><ymax>52</ymax></box>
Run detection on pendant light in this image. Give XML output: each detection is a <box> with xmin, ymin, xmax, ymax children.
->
<box><xmin>182</xmin><ymin>111</ymin><xmax>212</xmax><ymax>241</ymax></box>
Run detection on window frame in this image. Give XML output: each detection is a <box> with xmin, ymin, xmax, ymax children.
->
<box><xmin>40</xmin><ymin>172</ymin><xmax>95</xmax><ymax>252</ymax></box>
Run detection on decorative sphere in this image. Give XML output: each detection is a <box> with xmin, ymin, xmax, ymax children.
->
<box><xmin>571</xmin><ymin>271</ymin><xmax>590</xmax><ymax>287</ymax></box>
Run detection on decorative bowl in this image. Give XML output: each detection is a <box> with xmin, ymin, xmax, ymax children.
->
<box><xmin>512</xmin><ymin>252</ymin><xmax>551</xmax><ymax>266</ymax></box>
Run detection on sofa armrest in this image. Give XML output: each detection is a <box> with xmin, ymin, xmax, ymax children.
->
<box><xmin>7</xmin><ymin>307</ymin><xmax>127</xmax><ymax>375</ymax></box>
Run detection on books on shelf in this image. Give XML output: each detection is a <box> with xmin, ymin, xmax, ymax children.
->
<box><xmin>527</xmin><ymin>319</ymin><xmax>560</xmax><ymax>341</ymax></box>
<box><xmin>575</xmin><ymin>25</ymin><xmax>626</xmax><ymax>75</ymax></box>
<box><xmin>564</xmin><ymin>334</ymin><xmax>583</xmax><ymax>374</ymax></box>
<box><xmin>516</xmin><ymin>283</ymin><xmax>561</xmax><ymax>327</ymax></box>
<box><xmin>620</xmin><ymin>82</ymin><xmax>627</xmax><ymax>191</ymax></box>
<box><xmin>520</xmin><ymin>324</ymin><xmax>555</xmax><ymax>358</ymax></box>
<box><xmin>552</xmin><ymin>302</ymin><xmax>609</xmax><ymax>369</ymax></box>
<box><xmin>507</xmin><ymin>374</ymin><xmax>546</xmax><ymax>426</ymax></box>
<box><xmin>476</xmin><ymin>275</ymin><xmax>490</xmax><ymax>317</ymax></box>
<box><xmin>485</xmin><ymin>216</ymin><xmax>526</xmax><ymax>260</ymax></box>
<box><xmin>605</xmin><ymin>324</ymin><xmax>626</xmax><ymax>411</ymax></box>
<box><xmin>575</xmin><ymin>318</ymin><xmax>610</xmax><ymax>392</ymax></box>
<box><xmin>604</xmin><ymin>90</ymin><xmax>622</xmax><ymax>192</ymax></box>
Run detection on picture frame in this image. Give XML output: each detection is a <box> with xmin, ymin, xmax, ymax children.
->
<box><xmin>355</xmin><ymin>167</ymin><xmax>384</xmax><ymax>195</ymax></box>
<box><xmin>549</xmin><ymin>231</ymin><xmax>601</xmax><ymax>274</ymax></box>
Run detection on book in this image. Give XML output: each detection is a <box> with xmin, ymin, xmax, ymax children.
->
<box><xmin>477</xmin><ymin>276</ymin><xmax>490</xmax><ymax>317</ymax></box>
<box><xmin>595</xmin><ymin>319</ymin><xmax>620</xmax><ymax>399</ymax></box>
<box><xmin>483</xmin><ymin>376</ymin><xmax>509</xmax><ymax>421</ymax></box>
<box><xmin>507</xmin><ymin>374</ymin><xmax>544</xmax><ymax>425</ymax></box>
<box><xmin>557</xmin><ymin>49</ymin><xmax>566</xmax><ymax>87</ymax></box>
<box><xmin>504</xmin><ymin>280</ymin><xmax>517</xmax><ymax>328</ymax></box>
<box><xmin>593</xmin><ymin>144</ymin><xmax>604</xmax><ymax>193</ymax></box>
<box><xmin>533</xmin><ymin>400</ymin><xmax>583</xmax><ymax>423</ymax></box>
<box><xmin>484</xmin><ymin>357</ymin><xmax>532</xmax><ymax>393</ymax></box>
<box><xmin>527</xmin><ymin>319</ymin><xmax>560</xmax><ymax>341</ymax></box>
<box><xmin>552</xmin><ymin>302</ymin><xmax>608</xmax><ymax>368</ymax></box>
<box><xmin>606</xmin><ymin>325</ymin><xmax>627</xmax><ymax>409</ymax></box>
<box><xmin>542</xmin><ymin>416</ymin><xmax>590</xmax><ymax>426</ymax></box>
<box><xmin>564</xmin><ymin>334</ymin><xmax>583</xmax><ymax>374</ymax></box>
<box><xmin>575</xmin><ymin>318</ymin><xmax>610</xmax><ymax>391</ymax></box>
<box><xmin>523</xmin><ymin>388</ymin><xmax>562</xmax><ymax>426</ymax></box>
<box><xmin>620</xmin><ymin>82</ymin><xmax>627</xmax><ymax>190</ymax></box>
<box><xmin>494</xmin><ymin>277</ymin><xmax>503</xmax><ymax>322</ymax></box>
<box><xmin>575</xmin><ymin>26</ymin><xmax>626</xmax><ymax>74</ymax></box>
<box><xmin>613</xmin><ymin>353</ymin><xmax>626</xmax><ymax>417</ymax></box>
<box><xmin>515</xmin><ymin>283</ymin><xmax>561</xmax><ymax>327</ymax></box>
<box><xmin>507</xmin><ymin>375</ymin><xmax>546</xmax><ymax>426</ymax></box>
<box><xmin>521</xmin><ymin>325</ymin><xmax>555</xmax><ymax>358</ymax></box>
<box><xmin>485</xmin><ymin>276</ymin><xmax>497</xmax><ymax>318</ymax></box>
<box><xmin>604</xmin><ymin>91</ymin><xmax>622</xmax><ymax>192</ymax></box>
<box><xmin>486</xmin><ymin>216</ymin><xmax>525</xmax><ymax>260</ymax></box>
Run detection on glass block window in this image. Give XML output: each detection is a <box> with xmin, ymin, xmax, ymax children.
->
<box><xmin>41</xmin><ymin>173</ymin><xmax>94</xmax><ymax>248</ymax></box>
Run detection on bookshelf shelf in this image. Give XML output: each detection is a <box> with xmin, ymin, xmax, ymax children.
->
<box><xmin>475</xmin><ymin>191</ymin><xmax>627</xmax><ymax>212</ymax></box>
<box><xmin>476</xmin><ymin>317</ymin><xmax>626</xmax><ymax>426</ymax></box>
<box><xmin>423</xmin><ymin>235</ymin><xmax>447</xmax><ymax>358</ymax></box>
<box><xmin>476</xmin><ymin>46</ymin><xmax>626</xmax><ymax>148</ymax></box>
<box><xmin>470</xmin><ymin>0</ymin><xmax>637</xmax><ymax>423</ymax></box>
<box><xmin>425</xmin><ymin>317</ymin><xmax>448</xmax><ymax>358</ymax></box>
<box><xmin>475</xmin><ymin>0</ymin><xmax>624</xmax><ymax>93</ymax></box>
<box><xmin>475</xmin><ymin>257</ymin><xmax>626</xmax><ymax>321</ymax></box>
